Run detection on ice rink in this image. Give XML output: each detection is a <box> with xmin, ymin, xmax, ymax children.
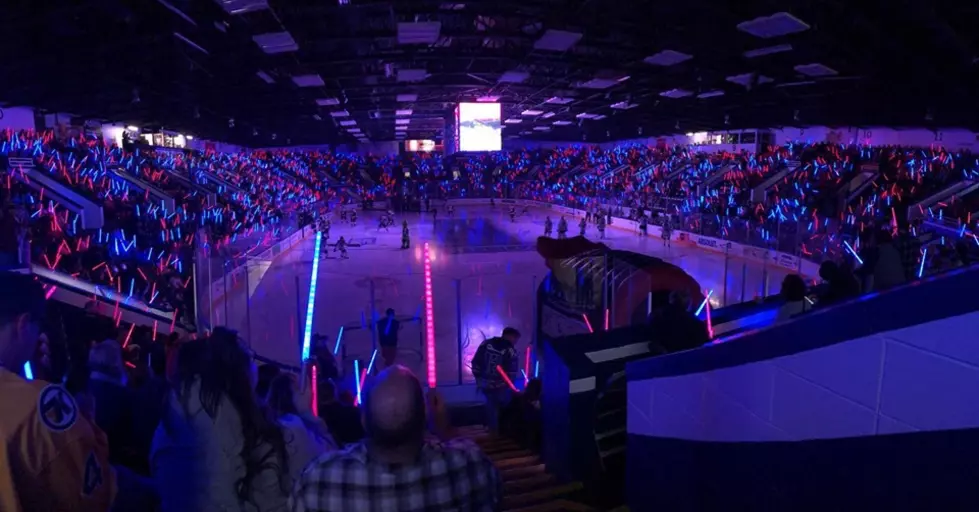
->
<box><xmin>219</xmin><ymin>205</ymin><xmax>791</xmax><ymax>386</ymax></box>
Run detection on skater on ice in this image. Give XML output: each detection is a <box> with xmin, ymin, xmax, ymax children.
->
<box><xmin>558</xmin><ymin>216</ymin><xmax>568</xmax><ymax>239</ymax></box>
<box><xmin>544</xmin><ymin>216</ymin><xmax>553</xmax><ymax>237</ymax></box>
<box><xmin>401</xmin><ymin>220</ymin><xmax>410</xmax><ymax>249</ymax></box>
<box><xmin>638</xmin><ymin>215</ymin><xmax>648</xmax><ymax>237</ymax></box>
<box><xmin>508</xmin><ymin>206</ymin><xmax>516</xmax><ymax>223</ymax></box>
<box><xmin>335</xmin><ymin>236</ymin><xmax>349</xmax><ymax>259</ymax></box>
<box><xmin>597</xmin><ymin>215</ymin><xmax>606</xmax><ymax>239</ymax></box>
<box><xmin>578</xmin><ymin>217</ymin><xmax>587</xmax><ymax>237</ymax></box>
<box><xmin>661</xmin><ymin>214</ymin><xmax>673</xmax><ymax>248</ymax></box>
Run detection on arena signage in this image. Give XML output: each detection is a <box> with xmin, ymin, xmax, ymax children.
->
<box><xmin>777</xmin><ymin>253</ymin><xmax>800</xmax><ymax>270</ymax></box>
<box><xmin>695</xmin><ymin>236</ymin><xmax>731</xmax><ymax>251</ymax></box>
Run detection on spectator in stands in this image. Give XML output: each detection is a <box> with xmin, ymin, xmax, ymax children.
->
<box><xmin>649</xmin><ymin>290</ymin><xmax>711</xmax><ymax>350</ymax></box>
<box><xmin>87</xmin><ymin>340</ymin><xmax>132</xmax><ymax>466</ymax></box>
<box><xmin>471</xmin><ymin>327</ymin><xmax>521</xmax><ymax>434</ymax></box>
<box><xmin>777</xmin><ymin>274</ymin><xmax>811</xmax><ymax>321</ymax></box>
<box><xmin>378</xmin><ymin>308</ymin><xmax>401</xmax><ymax>367</ymax></box>
<box><xmin>152</xmin><ymin>327</ymin><xmax>294</xmax><ymax>512</ymax></box>
<box><xmin>255</xmin><ymin>363</ymin><xmax>281</xmax><ymax>402</ymax></box>
<box><xmin>816</xmin><ymin>261</ymin><xmax>859</xmax><ymax>306</ymax></box>
<box><xmin>316</xmin><ymin>377</ymin><xmax>364</xmax><ymax>446</ymax></box>
<box><xmin>265</xmin><ymin>373</ymin><xmax>334</xmax><ymax>469</ymax></box>
<box><xmin>312</xmin><ymin>335</ymin><xmax>339</xmax><ymax>381</ymax></box>
<box><xmin>0</xmin><ymin>271</ymin><xmax>117</xmax><ymax>511</ymax></box>
<box><xmin>856</xmin><ymin>230</ymin><xmax>907</xmax><ymax>292</ymax></box>
<box><xmin>0</xmin><ymin>203</ymin><xmax>26</xmax><ymax>269</ymax></box>
<box><xmin>291</xmin><ymin>365</ymin><xmax>501</xmax><ymax>511</ymax></box>
<box><xmin>502</xmin><ymin>377</ymin><xmax>543</xmax><ymax>452</ymax></box>
<box><xmin>895</xmin><ymin>226</ymin><xmax>922</xmax><ymax>280</ymax></box>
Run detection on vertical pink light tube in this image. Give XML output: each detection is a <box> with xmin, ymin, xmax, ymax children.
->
<box><xmin>604</xmin><ymin>308</ymin><xmax>610</xmax><ymax>331</ymax></box>
<box><xmin>706</xmin><ymin>297</ymin><xmax>715</xmax><ymax>341</ymax></box>
<box><xmin>423</xmin><ymin>242</ymin><xmax>436</xmax><ymax>388</ymax></box>
<box><xmin>524</xmin><ymin>346</ymin><xmax>531</xmax><ymax>385</ymax></box>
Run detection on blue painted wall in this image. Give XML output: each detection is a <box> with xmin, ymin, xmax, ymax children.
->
<box><xmin>626</xmin><ymin>265</ymin><xmax>979</xmax><ymax>510</ymax></box>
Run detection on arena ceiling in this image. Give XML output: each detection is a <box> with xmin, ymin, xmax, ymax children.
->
<box><xmin>2</xmin><ymin>0</ymin><xmax>979</xmax><ymax>146</ymax></box>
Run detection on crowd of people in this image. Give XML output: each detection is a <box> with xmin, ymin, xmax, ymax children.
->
<box><xmin>0</xmin><ymin>271</ymin><xmax>557</xmax><ymax>511</ymax></box>
<box><xmin>4</xmin><ymin>130</ymin><xmax>977</xmax><ymax>331</ymax></box>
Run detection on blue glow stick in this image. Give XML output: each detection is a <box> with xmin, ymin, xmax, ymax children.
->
<box><xmin>333</xmin><ymin>326</ymin><xmax>345</xmax><ymax>355</ymax></box>
<box><xmin>23</xmin><ymin>362</ymin><xmax>33</xmax><ymax>380</ymax></box>
<box><xmin>843</xmin><ymin>240</ymin><xmax>864</xmax><ymax>265</ymax></box>
<box><xmin>918</xmin><ymin>248</ymin><xmax>928</xmax><ymax>279</ymax></box>
<box><xmin>366</xmin><ymin>349</ymin><xmax>378</xmax><ymax>375</ymax></box>
<box><xmin>354</xmin><ymin>359</ymin><xmax>362</xmax><ymax>404</ymax></box>
<box><xmin>695</xmin><ymin>290</ymin><xmax>714</xmax><ymax>316</ymax></box>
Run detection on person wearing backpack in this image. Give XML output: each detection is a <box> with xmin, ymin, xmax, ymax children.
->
<box><xmin>470</xmin><ymin>327</ymin><xmax>520</xmax><ymax>434</ymax></box>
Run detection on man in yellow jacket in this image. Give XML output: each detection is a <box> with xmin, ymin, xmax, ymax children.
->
<box><xmin>0</xmin><ymin>271</ymin><xmax>117</xmax><ymax>512</ymax></box>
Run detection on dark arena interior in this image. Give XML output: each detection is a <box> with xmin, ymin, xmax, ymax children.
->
<box><xmin>2</xmin><ymin>1</ymin><xmax>979</xmax><ymax>510</ymax></box>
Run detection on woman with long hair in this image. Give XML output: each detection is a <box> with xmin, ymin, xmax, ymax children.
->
<box><xmin>266</xmin><ymin>373</ymin><xmax>336</xmax><ymax>454</ymax></box>
<box><xmin>151</xmin><ymin>328</ymin><xmax>295</xmax><ymax>511</ymax></box>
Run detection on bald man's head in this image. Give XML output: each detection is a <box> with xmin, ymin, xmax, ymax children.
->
<box><xmin>362</xmin><ymin>365</ymin><xmax>426</xmax><ymax>450</ymax></box>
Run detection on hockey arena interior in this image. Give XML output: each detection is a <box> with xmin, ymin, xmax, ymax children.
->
<box><xmin>2</xmin><ymin>1</ymin><xmax>979</xmax><ymax>511</ymax></box>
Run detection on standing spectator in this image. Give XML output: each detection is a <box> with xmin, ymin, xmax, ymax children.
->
<box><xmin>649</xmin><ymin>290</ymin><xmax>710</xmax><ymax>351</ymax></box>
<box><xmin>255</xmin><ymin>363</ymin><xmax>282</xmax><ymax>402</ymax></box>
<box><xmin>377</xmin><ymin>308</ymin><xmax>401</xmax><ymax>368</ymax></box>
<box><xmin>776</xmin><ymin>274</ymin><xmax>811</xmax><ymax>321</ymax></box>
<box><xmin>315</xmin><ymin>378</ymin><xmax>364</xmax><ymax>446</ymax></box>
<box><xmin>471</xmin><ymin>327</ymin><xmax>520</xmax><ymax>434</ymax></box>
<box><xmin>0</xmin><ymin>271</ymin><xmax>117</xmax><ymax>511</ymax></box>
<box><xmin>816</xmin><ymin>261</ymin><xmax>860</xmax><ymax>306</ymax></box>
<box><xmin>152</xmin><ymin>328</ymin><xmax>293</xmax><ymax>512</ymax></box>
<box><xmin>290</xmin><ymin>366</ymin><xmax>501</xmax><ymax>511</ymax></box>
<box><xmin>87</xmin><ymin>340</ymin><xmax>132</xmax><ymax>467</ymax></box>
<box><xmin>266</xmin><ymin>374</ymin><xmax>334</xmax><ymax>474</ymax></box>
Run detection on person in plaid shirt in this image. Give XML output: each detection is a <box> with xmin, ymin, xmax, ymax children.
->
<box><xmin>289</xmin><ymin>365</ymin><xmax>501</xmax><ymax>512</ymax></box>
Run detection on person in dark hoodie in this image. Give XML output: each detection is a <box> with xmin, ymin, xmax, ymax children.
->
<box><xmin>817</xmin><ymin>261</ymin><xmax>860</xmax><ymax>307</ymax></box>
<box><xmin>854</xmin><ymin>229</ymin><xmax>906</xmax><ymax>293</ymax></box>
<box><xmin>649</xmin><ymin>290</ymin><xmax>710</xmax><ymax>351</ymax></box>
<box><xmin>471</xmin><ymin>327</ymin><xmax>520</xmax><ymax>433</ymax></box>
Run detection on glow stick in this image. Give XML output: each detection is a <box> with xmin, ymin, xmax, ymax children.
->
<box><xmin>918</xmin><ymin>248</ymin><xmax>928</xmax><ymax>278</ymax></box>
<box><xmin>365</xmin><ymin>348</ymin><xmax>378</xmax><ymax>375</ymax></box>
<box><xmin>333</xmin><ymin>326</ymin><xmax>344</xmax><ymax>355</ymax></box>
<box><xmin>23</xmin><ymin>362</ymin><xmax>33</xmax><ymax>380</ymax></box>
<box><xmin>495</xmin><ymin>365</ymin><xmax>519</xmax><ymax>393</ymax></box>
<box><xmin>843</xmin><ymin>240</ymin><xmax>863</xmax><ymax>265</ymax></box>
<box><xmin>582</xmin><ymin>313</ymin><xmax>594</xmax><ymax>333</ymax></box>
<box><xmin>647</xmin><ymin>291</ymin><xmax>652</xmax><ymax>316</ymax></box>
<box><xmin>524</xmin><ymin>346</ymin><xmax>531</xmax><ymax>384</ymax></box>
<box><xmin>695</xmin><ymin>289</ymin><xmax>714</xmax><ymax>316</ymax></box>
<box><xmin>122</xmin><ymin>323</ymin><xmax>135</xmax><ymax>348</ymax></box>
<box><xmin>534</xmin><ymin>360</ymin><xmax>540</xmax><ymax>378</ymax></box>
<box><xmin>423</xmin><ymin>242</ymin><xmax>436</xmax><ymax>388</ymax></box>
<box><xmin>604</xmin><ymin>308</ymin><xmax>610</xmax><ymax>330</ymax></box>
<box><xmin>358</xmin><ymin>368</ymin><xmax>367</xmax><ymax>406</ymax></box>
<box><xmin>706</xmin><ymin>297</ymin><xmax>714</xmax><ymax>340</ymax></box>
<box><xmin>301</xmin><ymin>232</ymin><xmax>323</xmax><ymax>361</ymax></box>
